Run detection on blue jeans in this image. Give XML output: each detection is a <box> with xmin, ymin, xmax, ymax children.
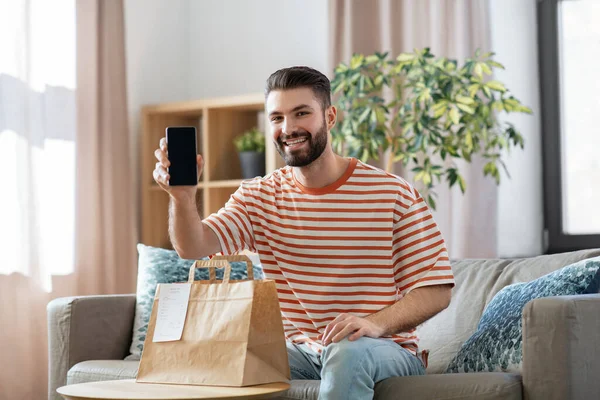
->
<box><xmin>286</xmin><ymin>337</ymin><xmax>425</xmax><ymax>400</ymax></box>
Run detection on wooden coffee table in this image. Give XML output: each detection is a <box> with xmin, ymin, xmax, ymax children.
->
<box><xmin>57</xmin><ymin>379</ymin><xmax>290</xmax><ymax>400</ymax></box>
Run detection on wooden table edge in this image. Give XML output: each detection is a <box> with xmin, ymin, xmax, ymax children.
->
<box><xmin>56</xmin><ymin>379</ymin><xmax>291</xmax><ymax>400</ymax></box>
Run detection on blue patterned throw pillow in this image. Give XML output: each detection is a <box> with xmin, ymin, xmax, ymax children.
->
<box><xmin>446</xmin><ymin>257</ymin><xmax>600</xmax><ymax>374</ymax></box>
<box><xmin>125</xmin><ymin>243</ymin><xmax>264</xmax><ymax>360</ymax></box>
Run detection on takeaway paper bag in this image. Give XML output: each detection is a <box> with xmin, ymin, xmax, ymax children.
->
<box><xmin>136</xmin><ymin>255</ymin><xmax>290</xmax><ymax>386</ymax></box>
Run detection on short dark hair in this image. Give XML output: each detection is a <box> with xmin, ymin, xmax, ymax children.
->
<box><xmin>265</xmin><ymin>66</ymin><xmax>331</xmax><ymax>109</ymax></box>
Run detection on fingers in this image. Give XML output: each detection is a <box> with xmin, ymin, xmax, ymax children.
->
<box><xmin>154</xmin><ymin>148</ymin><xmax>170</xmax><ymax>168</ymax></box>
<box><xmin>153</xmin><ymin>162</ymin><xmax>170</xmax><ymax>186</ymax></box>
<box><xmin>323</xmin><ymin>320</ymin><xmax>352</xmax><ymax>345</ymax></box>
<box><xmin>154</xmin><ymin>137</ymin><xmax>204</xmax><ymax>187</ymax></box>
<box><xmin>321</xmin><ymin>314</ymin><xmax>344</xmax><ymax>343</ymax></box>
<box><xmin>153</xmin><ymin>138</ymin><xmax>171</xmax><ymax>187</ymax></box>
<box><xmin>331</xmin><ymin>322</ymin><xmax>360</xmax><ymax>344</ymax></box>
<box><xmin>348</xmin><ymin>329</ymin><xmax>366</xmax><ymax>342</ymax></box>
<box><xmin>197</xmin><ymin>154</ymin><xmax>204</xmax><ymax>176</ymax></box>
<box><xmin>322</xmin><ymin>314</ymin><xmax>352</xmax><ymax>345</ymax></box>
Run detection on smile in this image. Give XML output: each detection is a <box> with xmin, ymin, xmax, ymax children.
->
<box><xmin>283</xmin><ymin>137</ymin><xmax>308</xmax><ymax>146</ymax></box>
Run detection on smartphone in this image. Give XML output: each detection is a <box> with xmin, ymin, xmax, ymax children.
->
<box><xmin>166</xmin><ymin>126</ymin><xmax>198</xmax><ymax>186</ymax></box>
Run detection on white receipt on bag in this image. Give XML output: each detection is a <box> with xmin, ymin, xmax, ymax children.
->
<box><xmin>152</xmin><ymin>283</ymin><xmax>192</xmax><ymax>342</ymax></box>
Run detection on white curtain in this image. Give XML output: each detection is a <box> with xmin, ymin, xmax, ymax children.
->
<box><xmin>329</xmin><ymin>0</ymin><xmax>498</xmax><ymax>258</ymax></box>
<box><xmin>0</xmin><ymin>1</ymin><xmax>76</xmax><ymax>287</ymax></box>
<box><xmin>0</xmin><ymin>1</ymin><xmax>76</xmax><ymax>398</ymax></box>
<box><xmin>1</xmin><ymin>0</ymin><xmax>137</xmax><ymax>397</ymax></box>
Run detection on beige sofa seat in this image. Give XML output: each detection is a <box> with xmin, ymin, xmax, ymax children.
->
<box><xmin>373</xmin><ymin>373</ymin><xmax>522</xmax><ymax>400</ymax></box>
<box><xmin>66</xmin><ymin>360</ymin><xmax>521</xmax><ymax>400</ymax></box>
<box><xmin>67</xmin><ymin>360</ymin><xmax>139</xmax><ymax>385</ymax></box>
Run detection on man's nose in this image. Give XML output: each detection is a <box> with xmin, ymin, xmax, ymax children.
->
<box><xmin>282</xmin><ymin>118</ymin><xmax>296</xmax><ymax>137</ymax></box>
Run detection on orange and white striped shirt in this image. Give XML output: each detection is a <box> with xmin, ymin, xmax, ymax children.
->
<box><xmin>203</xmin><ymin>158</ymin><xmax>455</xmax><ymax>355</ymax></box>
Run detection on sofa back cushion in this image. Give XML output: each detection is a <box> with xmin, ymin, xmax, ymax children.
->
<box><xmin>447</xmin><ymin>256</ymin><xmax>600</xmax><ymax>374</ymax></box>
<box><xmin>418</xmin><ymin>248</ymin><xmax>600</xmax><ymax>374</ymax></box>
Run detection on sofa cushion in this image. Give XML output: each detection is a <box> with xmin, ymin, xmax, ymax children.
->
<box><xmin>273</xmin><ymin>373</ymin><xmax>521</xmax><ymax>400</ymax></box>
<box><xmin>417</xmin><ymin>248</ymin><xmax>600</xmax><ymax>374</ymax></box>
<box><xmin>127</xmin><ymin>244</ymin><xmax>264</xmax><ymax>360</ymax></box>
<box><xmin>67</xmin><ymin>360</ymin><xmax>138</xmax><ymax>385</ymax></box>
<box><xmin>275</xmin><ymin>380</ymin><xmax>320</xmax><ymax>400</ymax></box>
<box><xmin>446</xmin><ymin>256</ymin><xmax>600</xmax><ymax>374</ymax></box>
<box><xmin>373</xmin><ymin>372</ymin><xmax>522</xmax><ymax>400</ymax></box>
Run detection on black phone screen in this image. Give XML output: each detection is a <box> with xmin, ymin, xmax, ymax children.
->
<box><xmin>166</xmin><ymin>127</ymin><xmax>198</xmax><ymax>186</ymax></box>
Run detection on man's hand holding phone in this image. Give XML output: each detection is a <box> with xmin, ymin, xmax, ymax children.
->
<box><xmin>153</xmin><ymin>135</ymin><xmax>203</xmax><ymax>201</ymax></box>
<box><xmin>153</xmin><ymin>126</ymin><xmax>221</xmax><ymax>258</ymax></box>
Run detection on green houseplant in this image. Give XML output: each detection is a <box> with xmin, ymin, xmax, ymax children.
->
<box><xmin>234</xmin><ymin>127</ymin><xmax>266</xmax><ymax>179</ymax></box>
<box><xmin>330</xmin><ymin>48</ymin><xmax>532</xmax><ymax>209</ymax></box>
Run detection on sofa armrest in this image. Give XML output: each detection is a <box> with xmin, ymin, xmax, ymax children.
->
<box><xmin>522</xmin><ymin>293</ymin><xmax>600</xmax><ymax>400</ymax></box>
<box><xmin>47</xmin><ymin>294</ymin><xmax>136</xmax><ymax>400</ymax></box>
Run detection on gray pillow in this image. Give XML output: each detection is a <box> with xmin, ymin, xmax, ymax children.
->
<box><xmin>446</xmin><ymin>256</ymin><xmax>600</xmax><ymax>373</ymax></box>
<box><xmin>126</xmin><ymin>243</ymin><xmax>264</xmax><ymax>360</ymax></box>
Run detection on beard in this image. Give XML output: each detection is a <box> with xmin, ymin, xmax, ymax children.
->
<box><xmin>275</xmin><ymin>118</ymin><xmax>328</xmax><ymax>167</ymax></box>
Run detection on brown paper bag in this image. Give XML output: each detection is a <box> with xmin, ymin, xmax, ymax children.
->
<box><xmin>136</xmin><ymin>255</ymin><xmax>290</xmax><ymax>386</ymax></box>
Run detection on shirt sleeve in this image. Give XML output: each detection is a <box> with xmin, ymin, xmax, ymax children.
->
<box><xmin>202</xmin><ymin>183</ymin><xmax>256</xmax><ymax>255</ymax></box>
<box><xmin>392</xmin><ymin>190</ymin><xmax>455</xmax><ymax>295</ymax></box>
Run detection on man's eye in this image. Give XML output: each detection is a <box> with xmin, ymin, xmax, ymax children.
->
<box><xmin>271</xmin><ymin>116</ymin><xmax>283</xmax><ymax>122</ymax></box>
<box><xmin>297</xmin><ymin>111</ymin><xmax>309</xmax><ymax>116</ymax></box>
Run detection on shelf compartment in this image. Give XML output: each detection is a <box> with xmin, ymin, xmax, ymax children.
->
<box><xmin>204</xmin><ymin>108</ymin><xmax>265</xmax><ymax>181</ymax></box>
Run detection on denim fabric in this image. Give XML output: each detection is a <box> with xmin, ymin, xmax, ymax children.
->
<box><xmin>287</xmin><ymin>337</ymin><xmax>425</xmax><ymax>400</ymax></box>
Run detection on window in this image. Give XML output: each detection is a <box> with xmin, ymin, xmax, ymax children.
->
<box><xmin>538</xmin><ymin>0</ymin><xmax>600</xmax><ymax>252</ymax></box>
<box><xmin>0</xmin><ymin>0</ymin><xmax>76</xmax><ymax>288</ymax></box>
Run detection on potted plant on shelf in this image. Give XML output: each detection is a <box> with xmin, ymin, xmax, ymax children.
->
<box><xmin>234</xmin><ymin>127</ymin><xmax>266</xmax><ymax>179</ymax></box>
<box><xmin>330</xmin><ymin>47</ymin><xmax>532</xmax><ymax>209</ymax></box>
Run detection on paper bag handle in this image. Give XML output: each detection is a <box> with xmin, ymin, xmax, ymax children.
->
<box><xmin>189</xmin><ymin>260</ymin><xmax>231</xmax><ymax>283</ymax></box>
<box><xmin>209</xmin><ymin>255</ymin><xmax>254</xmax><ymax>281</ymax></box>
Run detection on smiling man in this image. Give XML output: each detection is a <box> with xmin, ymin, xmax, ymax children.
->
<box><xmin>153</xmin><ymin>66</ymin><xmax>455</xmax><ymax>400</ymax></box>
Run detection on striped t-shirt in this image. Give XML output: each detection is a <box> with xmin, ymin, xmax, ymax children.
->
<box><xmin>203</xmin><ymin>158</ymin><xmax>455</xmax><ymax>355</ymax></box>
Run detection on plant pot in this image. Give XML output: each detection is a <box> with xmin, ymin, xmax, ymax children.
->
<box><xmin>238</xmin><ymin>151</ymin><xmax>266</xmax><ymax>179</ymax></box>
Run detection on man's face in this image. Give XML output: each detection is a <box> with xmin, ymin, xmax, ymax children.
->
<box><xmin>266</xmin><ymin>88</ymin><xmax>330</xmax><ymax>167</ymax></box>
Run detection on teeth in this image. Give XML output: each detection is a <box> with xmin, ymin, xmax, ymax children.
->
<box><xmin>285</xmin><ymin>138</ymin><xmax>307</xmax><ymax>146</ymax></box>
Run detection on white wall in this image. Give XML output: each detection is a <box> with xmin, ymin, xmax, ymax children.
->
<box><xmin>489</xmin><ymin>0</ymin><xmax>544</xmax><ymax>256</ymax></box>
<box><xmin>124</xmin><ymin>0</ymin><xmax>191</xmax><ymax>234</ymax></box>
<box><xmin>188</xmin><ymin>0</ymin><xmax>329</xmax><ymax>98</ymax></box>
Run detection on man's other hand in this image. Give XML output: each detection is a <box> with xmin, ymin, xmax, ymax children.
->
<box><xmin>319</xmin><ymin>313</ymin><xmax>385</xmax><ymax>346</ymax></box>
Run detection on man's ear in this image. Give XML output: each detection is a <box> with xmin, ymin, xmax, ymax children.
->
<box><xmin>326</xmin><ymin>105</ymin><xmax>337</xmax><ymax>130</ymax></box>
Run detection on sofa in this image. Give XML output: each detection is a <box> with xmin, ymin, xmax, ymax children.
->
<box><xmin>48</xmin><ymin>249</ymin><xmax>600</xmax><ymax>400</ymax></box>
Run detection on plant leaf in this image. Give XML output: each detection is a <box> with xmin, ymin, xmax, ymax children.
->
<box><xmin>457</xmin><ymin>103</ymin><xmax>475</xmax><ymax>114</ymax></box>
<box><xmin>456</xmin><ymin>95</ymin><xmax>475</xmax><ymax>105</ymax></box>
<box><xmin>457</xmin><ymin>175</ymin><xmax>466</xmax><ymax>193</ymax></box>
<box><xmin>481</xmin><ymin>63</ymin><xmax>492</xmax><ymax>76</ymax></box>
<box><xmin>468</xmin><ymin>84</ymin><xmax>480</xmax><ymax>98</ymax></box>
<box><xmin>449</xmin><ymin>107</ymin><xmax>460</xmax><ymax>125</ymax></box>
<box><xmin>427</xmin><ymin>194</ymin><xmax>437</xmax><ymax>210</ymax></box>
<box><xmin>486</xmin><ymin>80</ymin><xmax>506</xmax><ymax>92</ymax></box>
<box><xmin>397</xmin><ymin>53</ymin><xmax>416</xmax><ymax>63</ymax></box>
<box><xmin>488</xmin><ymin>60</ymin><xmax>505</xmax><ymax>69</ymax></box>
<box><xmin>350</xmin><ymin>54</ymin><xmax>365</xmax><ymax>69</ymax></box>
<box><xmin>366</xmin><ymin>54</ymin><xmax>379</xmax><ymax>64</ymax></box>
<box><xmin>465</xmin><ymin>132</ymin><xmax>474</xmax><ymax>151</ymax></box>
<box><xmin>474</xmin><ymin>63</ymin><xmax>483</xmax><ymax>78</ymax></box>
<box><xmin>358</xmin><ymin>108</ymin><xmax>371</xmax><ymax>123</ymax></box>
